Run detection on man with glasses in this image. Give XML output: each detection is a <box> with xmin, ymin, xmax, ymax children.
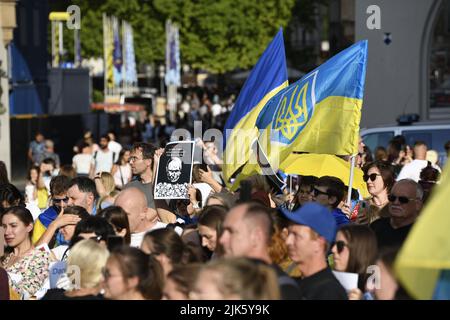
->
<box><xmin>370</xmin><ymin>179</ymin><xmax>423</xmax><ymax>249</ymax></box>
<box><xmin>32</xmin><ymin>175</ymin><xmax>71</xmax><ymax>244</ymax></box>
<box><xmin>124</xmin><ymin>142</ymin><xmax>176</xmax><ymax>223</ymax></box>
<box><xmin>312</xmin><ymin>176</ymin><xmax>350</xmax><ymax>227</ymax></box>
<box><xmin>124</xmin><ymin>142</ymin><xmax>157</xmax><ymax>207</ymax></box>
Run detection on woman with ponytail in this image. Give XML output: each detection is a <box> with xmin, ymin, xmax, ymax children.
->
<box><xmin>102</xmin><ymin>246</ymin><xmax>164</xmax><ymax>300</ymax></box>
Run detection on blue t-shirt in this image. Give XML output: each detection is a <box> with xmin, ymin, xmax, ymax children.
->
<box><xmin>331</xmin><ymin>208</ymin><xmax>350</xmax><ymax>226</ymax></box>
<box><xmin>30</xmin><ymin>140</ymin><xmax>45</xmax><ymax>164</ymax></box>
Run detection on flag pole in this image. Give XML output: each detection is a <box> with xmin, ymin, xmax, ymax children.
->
<box><xmin>347</xmin><ymin>154</ymin><xmax>356</xmax><ymax>205</ymax></box>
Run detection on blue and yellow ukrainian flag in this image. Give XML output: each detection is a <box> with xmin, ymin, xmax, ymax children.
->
<box><xmin>223</xmin><ymin>28</ymin><xmax>288</xmax><ymax>184</ymax></box>
<box><xmin>32</xmin><ymin>206</ymin><xmax>59</xmax><ymax>244</ymax></box>
<box><xmin>395</xmin><ymin>161</ymin><xmax>450</xmax><ymax>299</ymax></box>
<box><xmin>255</xmin><ymin>40</ymin><xmax>368</xmax><ymax>169</ymax></box>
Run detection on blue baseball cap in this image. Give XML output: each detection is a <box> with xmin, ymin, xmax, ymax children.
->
<box><xmin>280</xmin><ymin>202</ymin><xmax>337</xmax><ymax>243</ymax></box>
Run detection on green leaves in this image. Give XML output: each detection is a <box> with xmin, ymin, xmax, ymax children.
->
<box><xmin>52</xmin><ymin>0</ymin><xmax>296</xmax><ymax>73</ymax></box>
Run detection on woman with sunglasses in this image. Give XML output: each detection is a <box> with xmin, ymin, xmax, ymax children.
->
<box><xmin>331</xmin><ymin>224</ymin><xmax>378</xmax><ymax>300</ymax></box>
<box><xmin>357</xmin><ymin>161</ymin><xmax>395</xmax><ymax>225</ymax></box>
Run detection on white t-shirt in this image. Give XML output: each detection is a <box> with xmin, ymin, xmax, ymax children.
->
<box><xmin>130</xmin><ymin>222</ymin><xmax>168</xmax><ymax>248</ymax></box>
<box><xmin>193</xmin><ymin>183</ymin><xmax>213</xmax><ymax>207</ymax></box>
<box><xmin>94</xmin><ymin>149</ymin><xmax>115</xmax><ymax>173</ymax></box>
<box><xmin>108</xmin><ymin>140</ymin><xmax>122</xmax><ymax>156</ymax></box>
<box><xmin>26</xmin><ymin>202</ymin><xmax>41</xmax><ymax>221</ymax></box>
<box><xmin>397</xmin><ymin>159</ymin><xmax>441</xmax><ymax>182</ymax></box>
<box><xmin>113</xmin><ymin>164</ymin><xmax>132</xmax><ymax>189</ymax></box>
<box><xmin>73</xmin><ymin>153</ymin><xmax>94</xmax><ymax>175</ymax></box>
<box><xmin>52</xmin><ymin>245</ymin><xmax>69</xmax><ymax>261</ymax></box>
<box><xmin>211</xmin><ymin>103</ymin><xmax>222</xmax><ymax>117</ymax></box>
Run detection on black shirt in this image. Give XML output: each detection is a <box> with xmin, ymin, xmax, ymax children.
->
<box><xmin>296</xmin><ymin>267</ymin><xmax>348</xmax><ymax>300</ymax></box>
<box><xmin>247</xmin><ymin>258</ymin><xmax>301</xmax><ymax>300</ymax></box>
<box><xmin>271</xmin><ymin>264</ymin><xmax>301</xmax><ymax>300</ymax></box>
<box><xmin>370</xmin><ymin>217</ymin><xmax>413</xmax><ymax>249</ymax></box>
<box><xmin>41</xmin><ymin>288</ymin><xmax>105</xmax><ymax>300</ymax></box>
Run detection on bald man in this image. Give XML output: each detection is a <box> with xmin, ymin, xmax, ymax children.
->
<box><xmin>115</xmin><ymin>187</ymin><xmax>167</xmax><ymax>247</ymax></box>
<box><xmin>397</xmin><ymin>141</ymin><xmax>441</xmax><ymax>182</ymax></box>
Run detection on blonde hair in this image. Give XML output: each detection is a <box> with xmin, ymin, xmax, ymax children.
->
<box><xmin>426</xmin><ymin>150</ymin><xmax>439</xmax><ymax>165</ymax></box>
<box><xmin>100</xmin><ymin>172</ymin><xmax>117</xmax><ymax>196</ymax></box>
<box><xmin>97</xmin><ymin>172</ymin><xmax>118</xmax><ymax>209</ymax></box>
<box><xmin>67</xmin><ymin>239</ymin><xmax>109</xmax><ymax>289</ymax></box>
<box><xmin>198</xmin><ymin>258</ymin><xmax>280</xmax><ymax>300</ymax></box>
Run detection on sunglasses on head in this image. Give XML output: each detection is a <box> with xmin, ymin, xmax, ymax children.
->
<box><xmin>363</xmin><ymin>173</ymin><xmax>381</xmax><ymax>182</ymax></box>
<box><xmin>313</xmin><ymin>188</ymin><xmax>329</xmax><ymax>197</ymax></box>
<box><xmin>334</xmin><ymin>240</ymin><xmax>348</xmax><ymax>254</ymax></box>
<box><xmin>388</xmin><ymin>194</ymin><xmax>416</xmax><ymax>204</ymax></box>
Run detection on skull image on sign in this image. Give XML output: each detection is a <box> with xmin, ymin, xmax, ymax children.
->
<box><xmin>166</xmin><ymin>157</ymin><xmax>182</xmax><ymax>182</ymax></box>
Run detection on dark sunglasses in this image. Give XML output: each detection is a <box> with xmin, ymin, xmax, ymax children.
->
<box><xmin>335</xmin><ymin>240</ymin><xmax>348</xmax><ymax>254</ymax></box>
<box><xmin>53</xmin><ymin>197</ymin><xmax>69</xmax><ymax>203</ymax></box>
<box><xmin>363</xmin><ymin>173</ymin><xmax>381</xmax><ymax>182</ymax></box>
<box><xmin>313</xmin><ymin>188</ymin><xmax>329</xmax><ymax>197</ymax></box>
<box><xmin>388</xmin><ymin>194</ymin><xmax>416</xmax><ymax>204</ymax></box>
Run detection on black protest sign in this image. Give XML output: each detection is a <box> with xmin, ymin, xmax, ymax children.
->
<box><xmin>154</xmin><ymin>141</ymin><xmax>195</xmax><ymax>199</ymax></box>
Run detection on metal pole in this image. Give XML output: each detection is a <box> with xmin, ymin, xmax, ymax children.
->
<box><xmin>103</xmin><ymin>14</ymin><xmax>107</xmax><ymax>99</ymax></box>
<box><xmin>51</xmin><ymin>21</ymin><xmax>55</xmax><ymax>67</ymax></box>
<box><xmin>58</xmin><ymin>22</ymin><xmax>63</xmax><ymax>62</ymax></box>
<box><xmin>347</xmin><ymin>155</ymin><xmax>356</xmax><ymax>205</ymax></box>
<box><xmin>74</xmin><ymin>29</ymin><xmax>79</xmax><ymax>67</ymax></box>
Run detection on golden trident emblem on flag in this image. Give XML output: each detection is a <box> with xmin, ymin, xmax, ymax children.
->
<box><xmin>273</xmin><ymin>82</ymin><xmax>310</xmax><ymax>142</ymax></box>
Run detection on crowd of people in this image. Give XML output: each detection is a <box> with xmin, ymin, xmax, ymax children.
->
<box><xmin>0</xmin><ymin>97</ymin><xmax>449</xmax><ymax>300</ymax></box>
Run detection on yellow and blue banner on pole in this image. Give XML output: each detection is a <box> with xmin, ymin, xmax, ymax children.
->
<box><xmin>222</xmin><ymin>28</ymin><xmax>289</xmax><ymax>184</ymax></box>
<box><xmin>255</xmin><ymin>40</ymin><xmax>368</xmax><ymax>169</ymax></box>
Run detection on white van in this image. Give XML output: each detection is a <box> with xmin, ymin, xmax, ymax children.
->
<box><xmin>360</xmin><ymin>121</ymin><xmax>450</xmax><ymax>165</ymax></box>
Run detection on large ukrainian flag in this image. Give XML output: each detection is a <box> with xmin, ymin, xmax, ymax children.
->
<box><xmin>223</xmin><ymin>28</ymin><xmax>288</xmax><ymax>183</ymax></box>
<box><xmin>395</xmin><ymin>161</ymin><xmax>450</xmax><ymax>299</ymax></box>
<box><xmin>255</xmin><ymin>40</ymin><xmax>368</xmax><ymax>169</ymax></box>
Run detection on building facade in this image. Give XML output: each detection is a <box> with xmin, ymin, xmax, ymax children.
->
<box><xmin>356</xmin><ymin>0</ymin><xmax>450</xmax><ymax>128</ymax></box>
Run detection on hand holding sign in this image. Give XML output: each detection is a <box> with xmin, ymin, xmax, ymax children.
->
<box><xmin>154</xmin><ymin>141</ymin><xmax>195</xmax><ymax>199</ymax></box>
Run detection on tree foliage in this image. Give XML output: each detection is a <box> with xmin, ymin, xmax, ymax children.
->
<box><xmin>51</xmin><ymin>0</ymin><xmax>296</xmax><ymax>73</ymax></box>
<box><xmin>154</xmin><ymin>0</ymin><xmax>296</xmax><ymax>73</ymax></box>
